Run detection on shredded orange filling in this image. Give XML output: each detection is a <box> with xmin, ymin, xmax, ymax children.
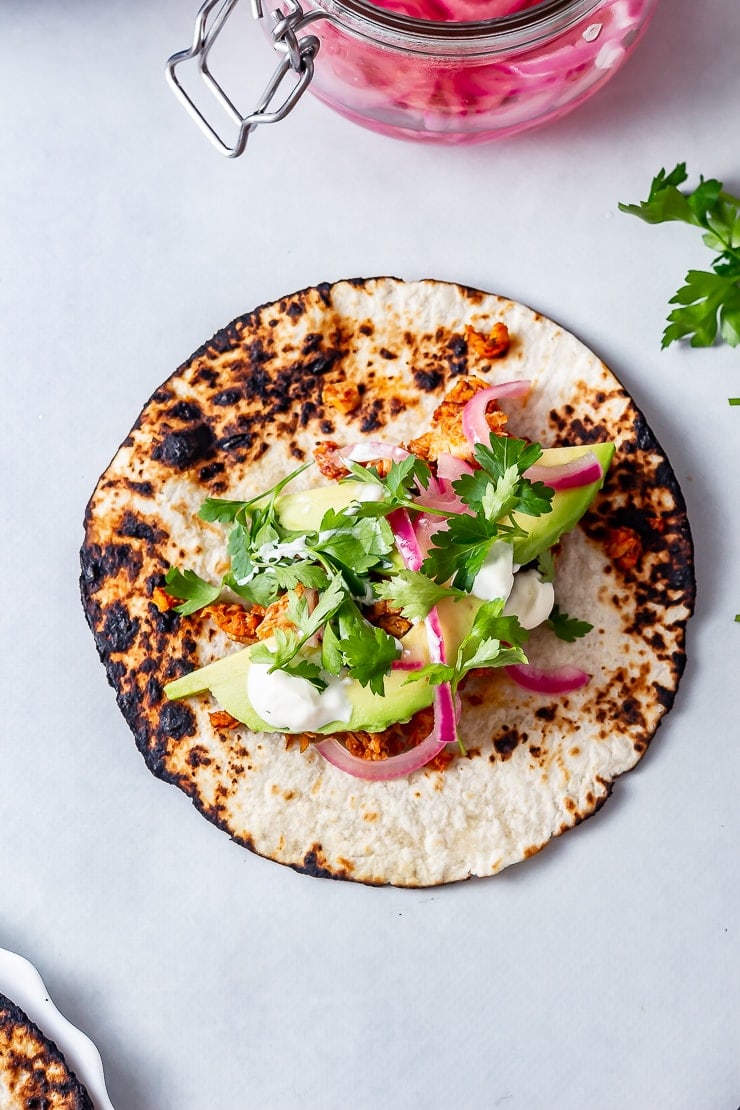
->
<box><xmin>152</xmin><ymin>586</ymin><xmax>178</xmax><ymax>612</ymax></box>
<box><xmin>465</xmin><ymin>322</ymin><xmax>510</xmax><ymax>360</ymax></box>
<box><xmin>407</xmin><ymin>375</ymin><xmax>508</xmax><ymax>462</ymax></box>
<box><xmin>364</xmin><ymin>599</ymin><xmax>412</xmax><ymax>640</ymax></box>
<box><xmin>209</xmin><ymin>710</ymin><xmax>241</xmax><ymax>730</ymax></box>
<box><xmin>322</xmin><ymin>377</ymin><xmax>361</xmax><ymax>414</ymax></box>
<box><xmin>205</xmin><ymin>602</ymin><xmax>265</xmax><ymax>643</ymax></box>
<box><xmin>256</xmin><ymin>584</ymin><xmax>310</xmax><ymax>641</ymax></box>
<box><xmin>606</xmin><ymin>526</ymin><xmax>642</xmax><ymax>569</ymax></box>
<box><xmin>313</xmin><ymin>440</ymin><xmax>346</xmax><ymax>480</ymax></box>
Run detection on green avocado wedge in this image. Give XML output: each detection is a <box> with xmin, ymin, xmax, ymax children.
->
<box><xmin>164</xmin><ymin>601</ymin><xmax>477</xmax><ymax>733</ymax></box>
<box><xmin>511</xmin><ymin>442</ymin><xmax>614</xmax><ymax>565</ymax></box>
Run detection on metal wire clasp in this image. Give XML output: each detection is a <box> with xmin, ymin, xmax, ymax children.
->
<box><xmin>166</xmin><ymin>0</ymin><xmax>327</xmax><ymax>158</ymax></box>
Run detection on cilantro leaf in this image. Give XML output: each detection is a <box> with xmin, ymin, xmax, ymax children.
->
<box><xmin>546</xmin><ymin>605</ymin><xmax>593</xmax><ymax>643</ymax></box>
<box><xmin>455</xmin><ymin>437</ymin><xmax>553</xmax><ymax>524</ymax></box>
<box><xmin>338</xmin><ymin>620</ymin><xmax>400</xmax><ymax>696</ymax></box>
<box><xmin>272</xmin><ymin>563</ymin><xmax>328</xmax><ymax>591</ymax></box>
<box><xmin>663</xmin><ymin>270</ymin><xmax>740</xmax><ymax>349</ymax></box>
<box><xmin>373</xmin><ymin>570</ymin><xmax>466</xmax><ymax>621</ymax></box>
<box><xmin>320</xmin><ymin>620</ymin><xmax>345</xmax><ymax>676</ymax></box>
<box><xmin>249</xmin><ymin>634</ymin><xmax>327</xmax><ymax>692</ymax></box>
<box><xmin>421</xmin><ymin>513</ymin><xmax>499</xmax><ymax>592</ymax></box>
<box><xmin>462</xmin><ymin>597</ymin><xmax>529</xmax><ymax>658</ymax></box>
<box><xmin>341</xmin><ymin>455</ymin><xmax>436</xmax><ymax>520</ymax></box>
<box><xmin>225</xmin><ymin>569</ymin><xmax>281</xmax><ymax>608</ymax></box>
<box><xmin>287</xmin><ymin>575</ymin><xmax>347</xmax><ymax>643</ymax></box>
<box><xmin>619</xmin><ymin>164</ymin><xmax>740</xmax><ymax>351</ymax></box>
<box><xmin>164</xmin><ymin>567</ymin><xmax>222</xmax><ymax>615</ymax></box>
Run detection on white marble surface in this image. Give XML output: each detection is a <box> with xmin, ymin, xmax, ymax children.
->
<box><xmin>2</xmin><ymin>1</ymin><xmax>739</xmax><ymax>1107</ymax></box>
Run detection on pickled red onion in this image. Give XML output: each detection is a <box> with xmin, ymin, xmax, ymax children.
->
<box><xmin>524</xmin><ymin>450</ymin><xmax>602</xmax><ymax>490</ymax></box>
<box><xmin>437</xmin><ymin>453</ymin><xmax>474</xmax><ymax>483</ymax></box>
<box><xmin>505</xmin><ymin>663</ymin><xmax>590</xmax><ymax>695</ymax></box>
<box><xmin>462</xmin><ymin>380</ymin><xmax>531</xmax><ymax>447</ymax></box>
<box><xmin>313</xmin><ymin>681</ymin><xmax>457</xmax><ymax>781</ymax></box>
<box><xmin>388</xmin><ymin>508</ymin><xmax>423</xmax><ymax>571</ymax></box>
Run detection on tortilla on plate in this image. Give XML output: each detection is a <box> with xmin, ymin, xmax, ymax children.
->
<box><xmin>0</xmin><ymin>993</ymin><xmax>93</xmax><ymax>1110</ymax></box>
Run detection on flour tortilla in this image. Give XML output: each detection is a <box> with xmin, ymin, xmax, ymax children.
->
<box><xmin>0</xmin><ymin>994</ymin><xmax>93</xmax><ymax>1110</ymax></box>
<box><xmin>80</xmin><ymin>277</ymin><xmax>694</xmax><ymax>886</ymax></box>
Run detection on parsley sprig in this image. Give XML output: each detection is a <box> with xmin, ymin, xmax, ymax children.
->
<box><xmin>619</xmin><ymin>164</ymin><xmax>740</xmax><ymax>349</ymax></box>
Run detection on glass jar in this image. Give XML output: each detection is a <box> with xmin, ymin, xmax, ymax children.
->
<box><xmin>168</xmin><ymin>0</ymin><xmax>658</xmax><ymax>154</ymax></box>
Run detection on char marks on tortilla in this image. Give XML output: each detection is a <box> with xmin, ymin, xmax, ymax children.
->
<box><xmin>80</xmin><ymin>277</ymin><xmax>694</xmax><ymax>886</ymax></box>
<box><xmin>0</xmin><ymin>993</ymin><xmax>93</xmax><ymax>1109</ymax></box>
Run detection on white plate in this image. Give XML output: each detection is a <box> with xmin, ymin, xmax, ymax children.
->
<box><xmin>0</xmin><ymin>948</ymin><xmax>114</xmax><ymax>1110</ymax></box>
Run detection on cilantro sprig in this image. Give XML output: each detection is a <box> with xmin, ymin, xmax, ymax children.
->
<box><xmin>421</xmin><ymin>437</ymin><xmax>554</xmax><ymax>590</ymax></box>
<box><xmin>546</xmin><ymin>605</ymin><xmax>593</xmax><ymax>643</ymax></box>
<box><xmin>374</xmin><ymin>570</ymin><xmax>466</xmax><ymax>622</ymax></box>
<box><xmin>411</xmin><ymin>598</ymin><xmax>528</xmax><ymax>693</ymax></box>
<box><xmin>619</xmin><ymin>164</ymin><xmax>740</xmax><ymax>349</ymax></box>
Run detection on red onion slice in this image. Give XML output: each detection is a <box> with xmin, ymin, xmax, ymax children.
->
<box><xmin>524</xmin><ymin>450</ymin><xmax>602</xmax><ymax>491</ymax></box>
<box><xmin>462</xmin><ymin>380</ymin><xmax>531</xmax><ymax>448</ymax></box>
<box><xmin>388</xmin><ymin>508</ymin><xmax>423</xmax><ymax>572</ymax></box>
<box><xmin>313</xmin><ymin>681</ymin><xmax>457</xmax><ymax>781</ymax></box>
<box><xmin>505</xmin><ymin>663</ymin><xmax>591</xmax><ymax>695</ymax></box>
<box><xmin>391</xmin><ymin>659</ymin><xmax>423</xmax><ymax>671</ymax></box>
<box><xmin>436</xmin><ymin>453</ymin><xmax>474</xmax><ymax>483</ymax></box>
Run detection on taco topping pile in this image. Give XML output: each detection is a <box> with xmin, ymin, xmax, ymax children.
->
<box><xmin>163</xmin><ymin>370</ymin><xmax>614</xmax><ymax>780</ymax></box>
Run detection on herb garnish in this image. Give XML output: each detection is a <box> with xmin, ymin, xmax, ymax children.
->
<box><xmin>374</xmin><ymin>570</ymin><xmax>467</xmax><ymax>622</ymax></box>
<box><xmin>619</xmin><ymin>164</ymin><xmax>740</xmax><ymax>350</ymax></box>
<box><xmin>409</xmin><ymin>598</ymin><xmax>528</xmax><ymax>693</ymax></box>
<box><xmin>165</xmin><ymin>431</ymin><xmax>561</xmax><ymax>696</ymax></box>
<box><xmin>421</xmin><ymin>437</ymin><xmax>554</xmax><ymax>590</ymax></box>
<box><xmin>546</xmin><ymin>605</ymin><xmax>593</xmax><ymax>643</ymax></box>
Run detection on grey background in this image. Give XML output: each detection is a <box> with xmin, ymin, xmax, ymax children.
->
<box><xmin>2</xmin><ymin>1</ymin><xmax>738</xmax><ymax>1107</ymax></box>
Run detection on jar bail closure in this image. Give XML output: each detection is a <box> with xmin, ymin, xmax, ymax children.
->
<box><xmin>166</xmin><ymin>0</ymin><xmax>326</xmax><ymax>158</ymax></box>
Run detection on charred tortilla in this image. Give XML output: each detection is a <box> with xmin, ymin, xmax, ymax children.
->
<box><xmin>0</xmin><ymin>993</ymin><xmax>93</xmax><ymax>1110</ymax></box>
<box><xmin>80</xmin><ymin>277</ymin><xmax>694</xmax><ymax>886</ymax></box>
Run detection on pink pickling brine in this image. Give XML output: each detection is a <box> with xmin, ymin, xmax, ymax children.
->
<box><xmin>372</xmin><ymin>0</ymin><xmax>542</xmax><ymax>20</ymax></box>
<box><xmin>300</xmin><ymin>0</ymin><xmax>659</xmax><ymax>143</ymax></box>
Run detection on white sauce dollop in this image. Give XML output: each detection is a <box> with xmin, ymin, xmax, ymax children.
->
<box><xmin>504</xmin><ymin>570</ymin><xmax>555</xmax><ymax>630</ymax></box>
<box><xmin>471</xmin><ymin>541</ymin><xmax>515</xmax><ymax>603</ymax></box>
<box><xmin>247</xmin><ymin>663</ymin><xmax>353</xmax><ymax>731</ymax></box>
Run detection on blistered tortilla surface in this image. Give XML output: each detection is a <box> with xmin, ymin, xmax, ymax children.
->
<box><xmin>80</xmin><ymin>278</ymin><xmax>694</xmax><ymax>886</ymax></box>
<box><xmin>0</xmin><ymin>994</ymin><xmax>93</xmax><ymax>1110</ymax></box>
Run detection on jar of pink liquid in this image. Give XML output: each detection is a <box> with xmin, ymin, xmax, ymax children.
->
<box><xmin>167</xmin><ymin>0</ymin><xmax>658</xmax><ymax>153</ymax></box>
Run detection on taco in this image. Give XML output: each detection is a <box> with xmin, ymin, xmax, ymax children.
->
<box><xmin>80</xmin><ymin>277</ymin><xmax>694</xmax><ymax>887</ymax></box>
<box><xmin>0</xmin><ymin>993</ymin><xmax>93</xmax><ymax>1110</ymax></box>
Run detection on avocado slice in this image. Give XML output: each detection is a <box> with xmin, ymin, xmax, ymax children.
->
<box><xmin>164</xmin><ymin>444</ymin><xmax>612</xmax><ymax>731</ymax></box>
<box><xmin>511</xmin><ymin>442</ymin><xmax>614</xmax><ymax>565</ymax></box>
<box><xmin>276</xmin><ymin>480</ymin><xmax>378</xmax><ymax>530</ymax></box>
<box><xmin>164</xmin><ymin>596</ymin><xmax>480</xmax><ymax>734</ymax></box>
<box><xmin>165</xmin><ymin>621</ymin><xmax>434</xmax><ymax>733</ymax></box>
<box><xmin>276</xmin><ymin>447</ymin><xmax>613</xmax><ymax>568</ymax></box>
